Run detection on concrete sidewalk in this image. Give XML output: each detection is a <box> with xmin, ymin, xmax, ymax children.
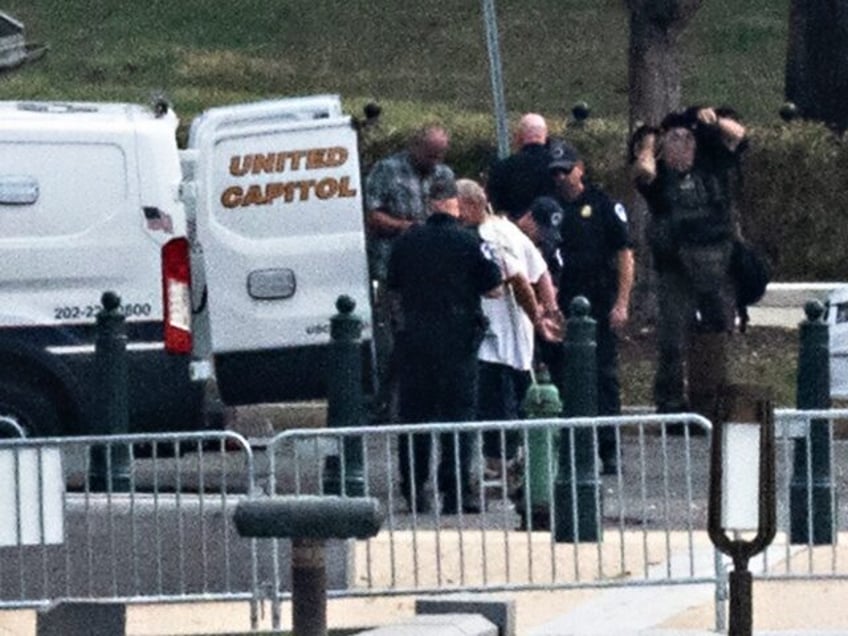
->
<box><xmin>3</xmin><ymin>534</ymin><xmax>848</xmax><ymax>635</ymax></box>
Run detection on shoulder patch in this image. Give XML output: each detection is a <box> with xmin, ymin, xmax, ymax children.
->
<box><xmin>550</xmin><ymin>210</ymin><xmax>563</xmax><ymax>227</ymax></box>
<box><xmin>614</xmin><ymin>202</ymin><xmax>628</xmax><ymax>223</ymax></box>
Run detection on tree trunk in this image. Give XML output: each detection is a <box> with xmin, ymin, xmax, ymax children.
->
<box><xmin>627</xmin><ymin>0</ymin><xmax>703</xmax><ymax>128</ymax></box>
<box><xmin>627</xmin><ymin>12</ymin><xmax>680</xmax><ymax>129</ymax></box>
<box><xmin>625</xmin><ymin>0</ymin><xmax>702</xmax><ymax>325</ymax></box>
<box><xmin>786</xmin><ymin>0</ymin><xmax>848</xmax><ymax>132</ymax></box>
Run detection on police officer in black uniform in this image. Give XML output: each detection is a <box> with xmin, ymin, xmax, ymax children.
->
<box><xmin>486</xmin><ymin>113</ymin><xmax>555</xmax><ymax>221</ymax></box>
<box><xmin>387</xmin><ymin>173</ymin><xmax>502</xmax><ymax>514</ymax></box>
<box><xmin>548</xmin><ymin>142</ymin><xmax>634</xmax><ymax>475</ymax></box>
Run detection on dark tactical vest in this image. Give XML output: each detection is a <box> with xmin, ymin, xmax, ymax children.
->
<box><xmin>647</xmin><ymin>163</ymin><xmax>735</xmax><ymax>271</ymax></box>
<box><xmin>662</xmin><ymin>168</ymin><xmax>733</xmax><ymax>247</ymax></box>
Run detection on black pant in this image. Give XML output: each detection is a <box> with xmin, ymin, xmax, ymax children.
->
<box><xmin>477</xmin><ymin>361</ymin><xmax>531</xmax><ymax>459</ymax></box>
<box><xmin>397</xmin><ymin>332</ymin><xmax>478</xmax><ymax>503</ymax></box>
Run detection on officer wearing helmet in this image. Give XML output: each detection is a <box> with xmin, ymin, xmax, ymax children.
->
<box><xmin>548</xmin><ymin>141</ymin><xmax>635</xmax><ymax>475</ymax></box>
<box><xmin>630</xmin><ymin>106</ymin><xmax>746</xmax><ymax>416</ymax></box>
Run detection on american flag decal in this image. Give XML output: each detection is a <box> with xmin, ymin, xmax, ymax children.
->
<box><xmin>143</xmin><ymin>206</ymin><xmax>174</xmax><ymax>234</ymax></box>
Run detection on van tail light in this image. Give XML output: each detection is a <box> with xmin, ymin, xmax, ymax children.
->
<box><xmin>162</xmin><ymin>237</ymin><xmax>192</xmax><ymax>354</ymax></box>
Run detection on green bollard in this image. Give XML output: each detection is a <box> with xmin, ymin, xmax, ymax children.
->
<box><xmin>323</xmin><ymin>295</ymin><xmax>366</xmax><ymax>497</ymax></box>
<box><xmin>520</xmin><ymin>368</ymin><xmax>561</xmax><ymax>530</ymax></box>
<box><xmin>790</xmin><ymin>300</ymin><xmax>833</xmax><ymax>544</ymax></box>
<box><xmin>88</xmin><ymin>291</ymin><xmax>130</xmax><ymax>492</ymax></box>
<box><xmin>555</xmin><ymin>296</ymin><xmax>602</xmax><ymax>543</ymax></box>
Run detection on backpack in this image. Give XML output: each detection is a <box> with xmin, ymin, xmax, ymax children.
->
<box><xmin>730</xmin><ymin>239</ymin><xmax>771</xmax><ymax>332</ymax></box>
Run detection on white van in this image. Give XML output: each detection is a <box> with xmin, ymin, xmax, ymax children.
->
<box><xmin>0</xmin><ymin>101</ymin><xmax>200</xmax><ymax>436</ymax></box>
<box><xmin>0</xmin><ymin>95</ymin><xmax>373</xmax><ymax>436</ymax></box>
<box><xmin>185</xmin><ymin>95</ymin><xmax>373</xmax><ymax>405</ymax></box>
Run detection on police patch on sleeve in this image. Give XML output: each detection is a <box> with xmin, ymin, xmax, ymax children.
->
<box><xmin>480</xmin><ymin>241</ymin><xmax>496</xmax><ymax>261</ymax></box>
<box><xmin>614</xmin><ymin>202</ymin><xmax>628</xmax><ymax>223</ymax></box>
<box><xmin>550</xmin><ymin>210</ymin><xmax>563</xmax><ymax>228</ymax></box>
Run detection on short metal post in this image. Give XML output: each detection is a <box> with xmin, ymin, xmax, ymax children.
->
<box><xmin>708</xmin><ymin>384</ymin><xmax>777</xmax><ymax>636</ymax></box>
<box><xmin>233</xmin><ymin>496</ymin><xmax>383</xmax><ymax>636</ymax></box>
<box><xmin>728</xmin><ymin>565</ymin><xmax>753</xmax><ymax>636</ymax></box>
<box><xmin>790</xmin><ymin>300</ymin><xmax>833</xmax><ymax>544</ymax></box>
<box><xmin>555</xmin><ymin>296</ymin><xmax>602</xmax><ymax>542</ymax></box>
<box><xmin>89</xmin><ymin>291</ymin><xmax>130</xmax><ymax>492</ymax></box>
<box><xmin>291</xmin><ymin>538</ymin><xmax>328</xmax><ymax>636</ymax></box>
<box><xmin>323</xmin><ymin>295</ymin><xmax>366</xmax><ymax>496</ymax></box>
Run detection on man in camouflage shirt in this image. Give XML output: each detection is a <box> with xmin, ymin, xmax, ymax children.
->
<box><xmin>365</xmin><ymin>125</ymin><xmax>454</xmax><ymax>421</ymax></box>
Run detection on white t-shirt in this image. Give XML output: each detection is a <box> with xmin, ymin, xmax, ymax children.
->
<box><xmin>477</xmin><ymin>216</ymin><xmax>548</xmax><ymax>371</ymax></box>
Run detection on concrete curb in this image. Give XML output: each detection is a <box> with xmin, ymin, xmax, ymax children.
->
<box><xmin>353</xmin><ymin>613</ymin><xmax>497</xmax><ymax>635</ymax></box>
<box><xmin>416</xmin><ymin>595</ymin><xmax>515</xmax><ymax>636</ymax></box>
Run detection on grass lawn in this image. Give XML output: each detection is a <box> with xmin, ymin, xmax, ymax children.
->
<box><xmin>3</xmin><ymin>0</ymin><xmax>790</xmax><ymax>126</ymax></box>
<box><xmin>0</xmin><ymin>3</ymin><xmax>804</xmax><ymax>402</ymax></box>
<box><xmin>620</xmin><ymin>325</ymin><xmax>798</xmax><ymax>408</ymax></box>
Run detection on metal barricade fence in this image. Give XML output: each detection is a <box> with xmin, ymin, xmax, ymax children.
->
<box><xmin>0</xmin><ymin>430</ymin><xmax>259</xmax><ymax>613</ymax></box>
<box><xmin>9</xmin><ymin>410</ymin><xmax>848</xmax><ymax>631</ymax></box>
<box><xmin>758</xmin><ymin>408</ymin><xmax>848</xmax><ymax>583</ymax></box>
<box><xmin>265</xmin><ymin>414</ymin><xmax>720</xmax><ymax>612</ymax></box>
<box><xmin>0</xmin><ymin>416</ymin><xmax>25</xmax><ymax>439</ymax></box>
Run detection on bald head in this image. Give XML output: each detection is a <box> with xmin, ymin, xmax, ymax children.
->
<box><xmin>408</xmin><ymin>125</ymin><xmax>449</xmax><ymax>175</ymax></box>
<box><xmin>517</xmin><ymin>113</ymin><xmax>548</xmax><ymax>146</ymax></box>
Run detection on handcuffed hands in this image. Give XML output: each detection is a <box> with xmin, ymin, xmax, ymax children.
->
<box><xmin>610</xmin><ymin>303</ymin><xmax>629</xmax><ymax>331</ymax></box>
<box><xmin>535</xmin><ymin>308</ymin><xmax>564</xmax><ymax>342</ymax></box>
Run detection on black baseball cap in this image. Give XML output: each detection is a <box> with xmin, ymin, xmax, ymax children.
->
<box><xmin>529</xmin><ymin>196</ymin><xmax>563</xmax><ymax>244</ymax></box>
<box><xmin>548</xmin><ymin>141</ymin><xmax>579</xmax><ymax>172</ymax></box>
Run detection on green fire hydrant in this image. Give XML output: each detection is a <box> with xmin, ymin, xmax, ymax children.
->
<box><xmin>520</xmin><ymin>367</ymin><xmax>561</xmax><ymax>531</ymax></box>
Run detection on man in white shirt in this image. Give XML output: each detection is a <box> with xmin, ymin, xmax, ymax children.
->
<box><xmin>456</xmin><ymin>179</ymin><xmax>560</xmax><ymax>465</ymax></box>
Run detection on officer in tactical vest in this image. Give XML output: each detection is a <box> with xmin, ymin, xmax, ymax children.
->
<box><xmin>631</xmin><ymin>106</ymin><xmax>747</xmax><ymax>415</ymax></box>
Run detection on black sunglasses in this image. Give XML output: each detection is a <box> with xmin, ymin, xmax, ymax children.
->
<box><xmin>550</xmin><ymin>166</ymin><xmax>574</xmax><ymax>176</ymax></box>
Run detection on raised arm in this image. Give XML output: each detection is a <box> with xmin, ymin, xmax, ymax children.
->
<box><xmin>630</xmin><ymin>128</ymin><xmax>658</xmax><ymax>186</ymax></box>
<box><xmin>697</xmin><ymin>107</ymin><xmax>746</xmax><ymax>152</ymax></box>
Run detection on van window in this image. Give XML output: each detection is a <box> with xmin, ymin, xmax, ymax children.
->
<box><xmin>0</xmin><ymin>142</ymin><xmax>127</xmax><ymax>238</ymax></box>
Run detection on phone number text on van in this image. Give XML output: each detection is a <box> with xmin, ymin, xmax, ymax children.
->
<box><xmin>54</xmin><ymin>303</ymin><xmax>153</xmax><ymax>320</ymax></box>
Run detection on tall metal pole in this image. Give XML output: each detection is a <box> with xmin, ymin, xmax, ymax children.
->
<box><xmin>482</xmin><ymin>0</ymin><xmax>510</xmax><ymax>159</ymax></box>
